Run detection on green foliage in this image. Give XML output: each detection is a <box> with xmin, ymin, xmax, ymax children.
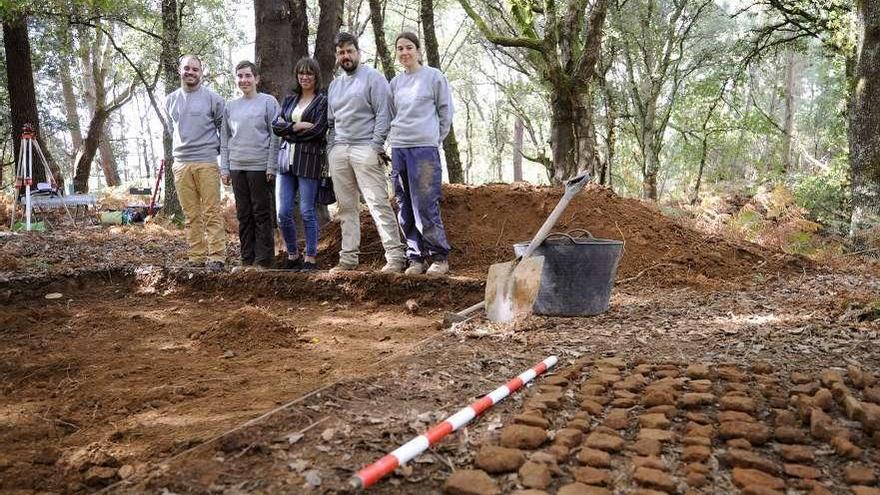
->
<box><xmin>792</xmin><ymin>156</ymin><xmax>851</xmax><ymax>233</ymax></box>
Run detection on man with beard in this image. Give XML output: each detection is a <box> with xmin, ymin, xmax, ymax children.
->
<box><xmin>165</xmin><ymin>55</ymin><xmax>227</xmax><ymax>272</ymax></box>
<box><xmin>326</xmin><ymin>32</ymin><xmax>407</xmax><ymax>273</ymax></box>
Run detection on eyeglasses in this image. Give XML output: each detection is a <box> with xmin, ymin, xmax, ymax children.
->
<box><xmin>298</xmin><ymin>73</ymin><xmax>316</xmax><ymax>78</ymax></box>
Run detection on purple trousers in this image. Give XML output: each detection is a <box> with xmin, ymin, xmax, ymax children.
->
<box><xmin>391</xmin><ymin>147</ymin><xmax>451</xmax><ymax>262</ymax></box>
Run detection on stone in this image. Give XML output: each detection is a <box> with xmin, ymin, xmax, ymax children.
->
<box><xmin>850</xmin><ymin>365</ymin><xmax>877</xmax><ymax>389</ymax></box>
<box><xmin>719</xmin><ymin>395</ymin><xmax>756</xmax><ymax>413</ymax></box>
<box><xmin>686</xmin><ymin>412</ymin><xmax>712</xmax><ymax>424</ymax></box>
<box><xmin>615</xmin><ymin>389</ymin><xmax>639</xmax><ymax>399</ymax></box>
<box><xmin>809</xmin><ymin>485</ymin><xmax>833</xmax><ymax>495</ymax></box>
<box><xmin>510</xmin><ymin>491</ymin><xmax>550</xmax><ymax>495</ymax></box>
<box><xmin>519</xmin><ymin>461</ymin><xmax>552</xmax><ymax>489</ymax></box>
<box><xmin>768</xmin><ymin>396</ymin><xmax>789</xmax><ymax>408</ymax></box>
<box><xmin>783</xmin><ymin>464</ymin><xmax>821</xmax><ymax>479</ymax></box>
<box><xmin>574</xmin><ymin>411</ymin><xmax>592</xmax><ymax>421</ymax></box>
<box><xmin>791</xmin><ymin>372</ymin><xmax>812</xmax><ymax>384</ymax></box>
<box><xmin>682</xmin><ymin>435</ymin><xmax>711</xmax><ymax>446</ymax></box>
<box><xmin>731</xmin><ymin>468</ymin><xmax>785</xmax><ymax>490</ymax></box>
<box><xmin>603</xmin><ymin>409</ymin><xmax>629</xmax><ymax>430</ymax></box>
<box><xmin>727</xmin><ymin>438</ymin><xmax>752</xmax><ymax>450</ymax></box>
<box><xmin>630</xmin><ymin>438</ymin><xmax>662</xmax><ymax>456</ymax></box>
<box><xmin>723</xmin><ymin>449</ymin><xmax>780</xmax><ymax>474</ymax></box>
<box><xmin>775</xmin><ymin>426</ymin><xmax>809</xmax><ymax>444</ymax></box>
<box><xmin>632</xmin><ymin>456</ymin><xmax>666</xmax><ymax>470</ymax></box>
<box><xmin>741</xmin><ymin>487</ymin><xmax>784</xmax><ymax>495</ymax></box>
<box><xmin>444</xmin><ymin>470</ymin><xmax>501</xmax><ymax>495</ymax></box>
<box><xmin>568</xmin><ymin>419</ymin><xmax>590</xmax><ymax>432</ymax></box>
<box><xmin>530</xmin><ymin>451</ymin><xmax>558</xmax><ymax>465</ymax></box>
<box><xmin>500</xmin><ymin>425</ymin><xmax>548</xmax><ymax>450</ymax></box>
<box><xmin>687</xmin><ymin>364</ymin><xmax>711</xmax><ymax>379</ymax></box>
<box><xmin>533</xmin><ymin>392</ymin><xmax>563</xmax><ymax>409</ymax></box>
<box><xmin>685</xmin><ymin>422</ymin><xmax>714</xmax><ymax>438</ymax></box>
<box><xmin>689</xmin><ymin>380</ymin><xmax>714</xmax><ymax>393</ymax></box>
<box><xmin>597</xmin><ymin>357</ymin><xmax>626</xmax><ymax>369</ymax></box>
<box><xmin>614</xmin><ymin>374</ymin><xmax>648</xmax><ymax>391</ymax></box>
<box><xmin>544</xmin><ymin>375</ymin><xmax>570</xmax><ymax>386</ymax></box>
<box><xmin>719</xmin><ymin>421</ymin><xmax>770</xmax><ymax>445</ymax></box>
<box><xmin>859</xmin><ymin>402</ymin><xmax>880</xmax><ymax>431</ymax></box>
<box><xmin>864</xmin><ymin>386</ymin><xmax>880</xmax><ymax>404</ymax></box>
<box><xmin>688</xmin><ymin>462</ymin><xmax>710</xmax><ymax>474</ymax></box>
<box><xmin>546</xmin><ymin>444</ymin><xmax>571</xmax><ymax>463</ymax></box>
<box><xmin>832</xmin><ymin>381</ymin><xmax>853</xmax><ymax>402</ymax></box>
<box><xmin>515</xmin><ymin>414</ymin><xmax>550</xmax><ymax>429</ymax></box>
<box><xmin>582</xmin><ymin>395</ymin><xmax>611</xmax><ymax>406</ymax></box>
<box><xmin>117</xmin><ymin>464</ymin><xmax>135</xmax><ymax>479</ymax></box>
<box><xmin>813</xmin><ymin>388</ymin><xmax>834</xmax><ymax>410</ymax></box>
<box><xmin>844</xmin><ymin>396</ymin><xmax>866</xmax><ymax>421</ymax></box>
<box><xmin>631</xmin><ymin>490</ymin><xmax>669</xmax><ymax>495</ymax></box>
<box><xmin>639</xmin><ymin>414</ymin><xmax>671</xmax><ymax>429</ymax></box>
<box><xmin>719</xmin><ymin>410</ymin><xmax>756</xmax><ymax>423</ymax></box>
<box><xmin>777</xmin><ymin>444</ymin><xmax>814</xmax><ymax>463</ymax></box>
<box><xmin>83</xmin><ymin>467</ymin><xmax>117</xmax><ymax>486</ymax></box>
<box><xmin>644</xmin><ymin>389</ymin><xmax>676</xmax><ymax>407</ymax></box>
<box><xmin>810</xmin><ymin>408</ymin><xmax>834</xmax><ymax>441</ymax></box>
<box><xmin>751</xmin><ymin>361</ymin><xmax>773</xmax><ymax>374</ymax></box>
<box><xmin>774</xmin><ymin>409</ymin><xmax>798</xmax><ymax>427</ymax></box>
<box><xmin>645</xmin><ymin>405</ymin><xmax>677</xmax><ymax>418</ymax></box>
<box><xmin>581</xmin><ymin>384</ymin><xmax>606</xmax><ymax>396</ymax></box>
<box><xmin>820</xmin><ymin>369</ymin><xmax>844</xmax><ymax>388</ymax></box>
<box><xmin>572</xmin><ymin>466</ymin><xmax>611</xmax><ymax>486</ymax></box>
<box><xmin>581</xmin><ymin>400</ymin><xmax>604</xmax><ymax>416</ymax></box>
<box><xmin>679</xmin><ymin>393</ymin><xmax>715</xmax><ymax>408</ymax></box>
<box><xmin>576</xmin><ymin>448</ymin><xmax>611</xmax><ymax>468</ymax></box>
<box><xmin>681</xmin><ymin>445</ymin><xmax>711</xmax><ymax>463</ymax></box>
<box><xmin>851</xmin><ymin>488</ymin><xmax>880</xmax><ymax>495</ymax></box>
<box><xmin>475</xmin><ymin>446</ymin><xmax>526</xmax><ymax>473</ymax></box>
<box><xmin>555</xmin><ymin>429</ymin><xmax>584</xmax><ymax>449</ymax></box>
<box><xmin>686</xmin><ymin>472</ymin><xmax>707</xmax><ymax>487</ymax></box>
<box><xmin>717</xmin><ymin>366</ymin><xmax>747</xmax><ymax>382</ymax></box>
<box><xmin>611</xmin><ymin>397</ymin><xmax>638</xmax><ymax>408</ymax></box>
<box><xmin>791</xmin><ymin>382</ymin><xmax>821</xmax><ymax>395</ymax></box>
<box><xmin>638</xmin><ymin>428</ymin><xmax>676</xmax><ymax>442</ymax></box>
<box><xmin>584</xmin><ymin>432</ymin><xmax>624</xmax><ymax>452</ymax></box>
<box><xmin>831</xmin><ymin>435</ymin><xmax>863</xmax><ymax>458</ymax></box>
<box><xmin>656</xmin><ymin>369</ymin><xmax>679</xmax><ymax>378</ymax></box>
<box><xmin>633</xmin><ymin>467</ymin><xmax>676</xmax><ymax>492</ymax></box>
<box><xmin>845</xmin><ymin>465</ymin><xmax>876</xmax><ymax>485</ymax></box>
<box><xmin>557</xmin><ymin>483</ymin><xmax>612</xmax><ymax>495</ymax></box>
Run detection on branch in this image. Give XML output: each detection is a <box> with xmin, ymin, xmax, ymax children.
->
<box><xmin>456</xmin><ymin>0</ymin><xmax>545</xmax><ymax>51</ymax></box>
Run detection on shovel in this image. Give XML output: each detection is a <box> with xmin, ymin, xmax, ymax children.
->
<box><xmin>485</xmin><ymin>173</ymin><xmax>590</xmax><ymax>322</ymax></box>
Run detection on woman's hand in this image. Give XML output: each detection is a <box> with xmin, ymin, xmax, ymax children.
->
<box><xmin>293</xmin><ymin>121</ymin><xmax>315</xmax><ymax>132</ymax></box>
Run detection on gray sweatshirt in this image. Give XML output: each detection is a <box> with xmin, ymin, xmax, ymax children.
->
<box><xmin>389</xmin><ymin>66</ymin><xmax>453</xmax><ymax>148</ymax></box>
<box><xmin>165</xmin><ymin>85</ymin><xmax>225</xmax><ymax>165</ymax></box>
<box><xmin>220</xmin><ymin>93</ymin><xmax>281</xmax><ymax>175</ymax></box>
<box><xmin>327</xmin><ymin>64</ymin><xmax>391</xmax><ymax>151</ymax></box>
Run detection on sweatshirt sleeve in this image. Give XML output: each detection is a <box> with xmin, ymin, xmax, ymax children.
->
<box><xmin>326</xmin><ymin>86</ymin><xmax>336</xmax><ymax>150</ymax></box>
<box><xmin>266</xmin><ymin>96</ymin><xmax>281</xmax><ymax>175</ymax></box>
<box><xmin>435</xmin><ymin>71</ymin><xmax>454</xmax><ymax>144</ymax></box>
<box><xmin>370</xmin><ymin>72</ymin><xmax>392</xmax><ymax>152</ymax></box>
<box><xmin>220</xmin><ymin>104</ymin><xmax>231</xmax><ymax>175</ymax></box>
<box><xmin>291</xmin><ymin>95</ymin><xmax>328</xmax><ymax>142</ymax></box>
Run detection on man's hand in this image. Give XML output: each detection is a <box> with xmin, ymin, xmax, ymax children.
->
<box><xmin>266</xmin><ymin>172</ymin><xmax>276</xmax><ymax>182</ymax></box>
<box><xmin>293</xmin><ymin>121</ymin><xmax>315</xmax><ymax>132</ymax></box>
<box><xmin>222</xmin><ymin>174</ymin><xmax>231</xmax><ymax>186</ymax></box>
<box><xmin>377</xmin><ymin>150</ymin><xmax>391</xmax><ymax>167</ymax></box>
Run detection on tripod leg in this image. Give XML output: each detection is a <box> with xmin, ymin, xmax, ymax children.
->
<box><xmin>32</xmin><ymin>140</ymin><xmax>75</xmax><ymax>226</ymax></box>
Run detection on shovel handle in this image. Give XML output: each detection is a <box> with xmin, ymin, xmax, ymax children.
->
<box><xmin>520</xmin><ymin>173</ymin><xmax>590</xmax><ymax>260</ymax></box>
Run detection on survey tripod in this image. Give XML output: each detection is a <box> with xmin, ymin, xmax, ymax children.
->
<box><xmin>10</xmin><ymin>124</ymin><xmax>73</xmax><ymax>231</ymax></box>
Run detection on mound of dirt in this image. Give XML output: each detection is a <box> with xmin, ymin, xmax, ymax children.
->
<box><xmin>191</xmin><ymin>305</ymin><xmax>304</xmax><ymax>348</ymax></box>
<box><xmin>318</xmin><ymin>183</ymin><xmax>802</xmax><ymax>284</ymax></box>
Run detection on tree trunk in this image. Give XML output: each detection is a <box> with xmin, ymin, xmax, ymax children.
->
<box><xmin>99</xmin><ymin>126</ymin><xmax>121</xmax><ymax>186</ymax></box>
<box><xmin>640</xmin><ymin>97</ymin><xmax>660</xmax><ymax>199</ymax></box>
<box><xmin>315</xmin><ymin>0</ymin><xmax>343</xmax><ymax>90</ymax></box>
<box><xmin>73</xmin><ymin>108</ymin><xmax>111</xmax><ymax>192</ymax></box>
<box><xmin>513</xmin><ymin>116</ymin><xmax>523</xmax><ymax>181</ymax></box>
<box><xmin>849</xmin><ymin>0</ymin><xmax>880</xmax><ymax>246</ymax></box>
<box><xmin>291</xmin><ymin>0</ymin><xmax>309</xmax><ymax>65</ymax></box>
<box><xmin>59</xmin><ymin>54</ymin><xmax>83</xmax><ymax>157</ymax></box>
<box><xmin>421</xmin><ymin>0</ymin><xmax>464</xmax><ymax>183</ymax></box>
<box><xmin>161</xmin><ymin>0</ymin><xmax>182</xmax><ymax>217</ymax></box>
<box><xmin>781</xmin><ymin>50</ymin><xmax>797</xmax><ymax>174</ymax></box>
<box><xmin>691</xmin><ymin>134</ymin><xmax>709</xmax><ymax>205</ymax></box>
<box><xmin>3</xmin><ymin>16</ymin><xmax>60</xmax><ymax>185</ymax></box>
<box><xmin>369</xmin><ymin>0</ymin><xmax>395</xmax><ymax>81</ymax></box>
<box><xmin>549</xmin><ymin>89</ymin><xmax>597</xmax><ymax>183</ymax></box>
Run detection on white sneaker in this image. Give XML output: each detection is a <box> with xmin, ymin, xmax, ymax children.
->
<box><xmin>404</xmin><ymin>261</ymin><xmax>426</xmax><ymax>276</ymax></box>
<box><xmin>380</xmin><ymin>260</ymin><xmax>406</xmax><ymax>273</ymax></box>
<box><xmin>426</xmin><ymin>260</ymin><xmax>449</xmax><ymax>277</ymax></box>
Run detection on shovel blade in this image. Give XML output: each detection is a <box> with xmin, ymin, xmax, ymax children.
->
<box><xmin>485</xmin><ymin>256</ymin><xmax>545</xmax><ymax>322</ymax></box>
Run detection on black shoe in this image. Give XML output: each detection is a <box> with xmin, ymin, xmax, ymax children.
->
<box><xmin>298</xmin><ymin>261</ymin><xmax>319</xmax><ymax>272</ymax></box>
<box><xmin>277</xmin><ymin>256</ymin><xmax>303</xmax><ymax>270</ymax></box>
<box><xmin>241</xmin><ymin>259</ymin><xmax>254</xmax><ymax>266</ymax></box>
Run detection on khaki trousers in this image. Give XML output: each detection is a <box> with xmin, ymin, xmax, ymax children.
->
<box><xmin>328</xmin><ymin>144</ymin><xmax>405</xmax><ymax>266</ymax></box>
<box><xmin>172</xmin><ymin>162</ymin><xmax>226</xmax><ymax>263</ymax></box>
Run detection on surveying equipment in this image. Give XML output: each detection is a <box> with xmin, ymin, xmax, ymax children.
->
<box><xmin>9</xmin><ymin>124</ymin><xmax>74</xmax><ymax>231</ymax></box>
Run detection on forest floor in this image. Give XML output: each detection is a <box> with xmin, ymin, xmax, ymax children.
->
<box><xmin>1</xmin><ymin>183</ymin><xmax>880</xmax><ymax>495</ymax></box>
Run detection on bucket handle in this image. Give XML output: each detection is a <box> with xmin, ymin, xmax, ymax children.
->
<box><xmin>545</xmin><ymin>229</ymin><xmax>595</xmax><ymax>244</ymax></box>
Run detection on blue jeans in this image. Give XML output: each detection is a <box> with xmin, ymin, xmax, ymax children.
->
<box><xmin>276</xmin><ymin>172</ymin><xmax>320</xmax><ymax>257</ymax></box>
<box><xmin>391</xmin><ymin>147</ymin><xmax>450</xmax><ymax>262</ymax></box>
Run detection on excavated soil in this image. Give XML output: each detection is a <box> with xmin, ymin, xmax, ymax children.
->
<box><xmin>0</xmin><ymin>183</ymin><xmax>874</xmax><ymax>495</ymax></box>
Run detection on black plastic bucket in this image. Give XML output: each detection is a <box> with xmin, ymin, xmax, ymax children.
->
<box><xmin>513</xmin><ymin>229</ymin><xmax>624</xmax><ymax>316</ymax></box>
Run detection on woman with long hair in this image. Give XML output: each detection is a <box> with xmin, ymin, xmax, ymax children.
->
<box><xmin>272</xmin><ymin>57</ymin><xmax>329</xmax><ymax>272</ymax></box>
<box><xmin>389</xmin><ymin>32</ymin><xmax>453</xmax><ymax>276</ymax></box>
